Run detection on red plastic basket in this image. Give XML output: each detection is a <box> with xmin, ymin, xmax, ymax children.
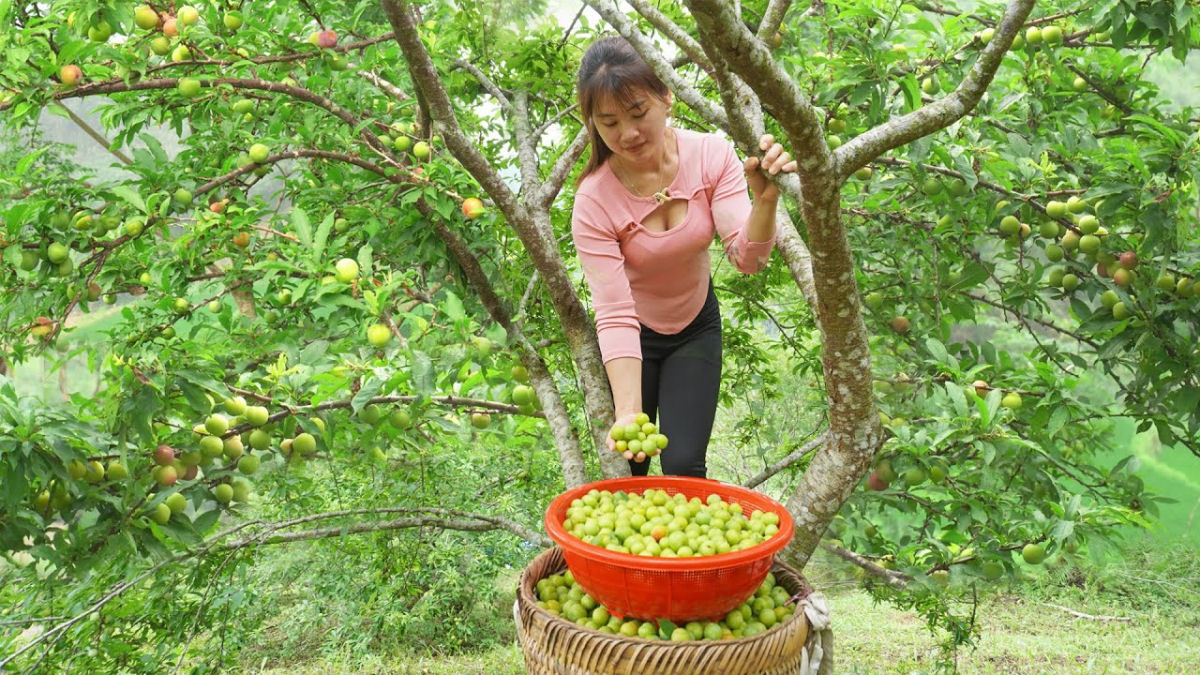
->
<box><xmin>543</xmin><ymin>476</ymin><xmax>794</xmax><ymax>622</ymax></box>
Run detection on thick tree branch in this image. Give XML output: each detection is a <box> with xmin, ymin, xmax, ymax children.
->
<box><xmin>539</xmin><ymin>127</ymin><xmax>591</xmax><ymax>209</ymax></box>
<box><xmin>701</xmin><ymin>50</ymin><xmax>819</xmax><ymax>315</ymax></box>
<box><xmin>687</xmin><ymin>0</ymin><xmax>882</xmax><ymax>572</ymax></box>
<box><xmin>513</xmin><ymin>92</ymin><xmax>542</xmax><ymax>193</ymax></box>
<box><xmin>582</xmin><ymin>0</ymin><xmax>728</xmax><ymax>128</ymax></box>
<box><xmin>684</xmin><ymin>0</ymin><xmax>828</xmax><ymax>174</ymax></box>
<box><xmin>381</xmin><ymin>0</ymin><xmax>519</xmax><ymax>214</ymax></box>
<box><xmin>625</xmin><ymin>0</ymin><xmax>711</xmax><ymax>72</ymax></box>
<box><xmin>835</xmin><ymin>0</ymin><xmax>1038</xmax><ymax>178</ymax></box>
<box><xmin>758</xmin><ymin>0</ymin><xmax>797</xmax><ymax>40</ymax></box>
<box><xmin>384</xmin><ymin>0</ymin><xmax>631</xmax><ymax>482</ymax></box>
<box><xmin>453</xmin><ymin>58</ymin><xmax>512</xmax><ymax>112</ymax></box>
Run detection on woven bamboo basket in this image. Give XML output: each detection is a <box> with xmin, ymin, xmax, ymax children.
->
<box><xmin>516</xmin><ymin>547</ymin><xmax>813</xmax><ymax>675</ymax></box>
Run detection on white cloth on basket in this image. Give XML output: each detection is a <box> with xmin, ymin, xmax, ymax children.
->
<box><xmin>800</xmin><ymin>591</ymin><xmax>833</xmax><ymax>675</ymax></box>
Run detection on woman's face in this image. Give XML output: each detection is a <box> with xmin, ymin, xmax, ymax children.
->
<box><xmin>591</xmin><ymin>89</ymin><xmax>672</xmax><ymax>167</ymax></box>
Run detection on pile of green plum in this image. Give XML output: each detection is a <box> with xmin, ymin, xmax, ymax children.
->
<box><xmin>562</xmin><ymin>488</ymin><xmax>782</xmax><ymax>556</ymax></box>
<box><xmin>535</xmin><ymin>569</ymin><xmax>797</xmax><ymax>639</ymax></box>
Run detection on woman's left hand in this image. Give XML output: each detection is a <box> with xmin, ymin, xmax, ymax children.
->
<box><xmin>744</xmin><ymin>134</ymin><xmax>797</xmax><ymax>201</ymax></box>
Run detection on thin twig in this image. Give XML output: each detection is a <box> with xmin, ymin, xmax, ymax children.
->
<box><xmin>820</xmin><ymin>541</ymin><xmax>913</xmax><ymax>588</ymax></box>
<box><xmin>53</xmin><ymin>102</ymin><xmax>132</xmax><ymax>165</ymax></box>
<box><xmin>744</xmin><ymin>433</ymin><xmax>827</xmax><ymax>489</ymax></box>
<box><xmin>1038</xmin><ymin>602</ymin><xmax>1131</xmax><ymax>622</ymax></box>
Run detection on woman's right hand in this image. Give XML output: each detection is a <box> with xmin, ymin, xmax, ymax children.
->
<box><xmin>603</xmin><ymin>358</ymin><xmax>647</xmax><ymax>461</ymax></box>
<box><xmin>608</xmin><ymin>411</ymin><xmax>649</xmax><ymax>463</ymax></box>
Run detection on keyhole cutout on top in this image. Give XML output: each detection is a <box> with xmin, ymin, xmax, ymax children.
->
<box><xmin>640</xmin><ymin>197</ymin><xmax>688</xmax><ymax>233</ymax></box>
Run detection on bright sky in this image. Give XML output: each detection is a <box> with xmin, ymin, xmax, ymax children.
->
<box><xmin>548</xmin><ymin>0</ymin><xmax>591</xmax><ymax>27</ymax></box>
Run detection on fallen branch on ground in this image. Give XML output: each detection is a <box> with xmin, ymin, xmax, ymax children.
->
<box><xmin>1039</xmin><ymin>602</ymin><xmax>1131</xmax><ymax>622</ymax></box>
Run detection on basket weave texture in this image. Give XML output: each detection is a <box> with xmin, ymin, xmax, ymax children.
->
<box><xmin>516</xmin><ymin>547</ymin><xmax>812</xmax><ymax>675</ymax></box>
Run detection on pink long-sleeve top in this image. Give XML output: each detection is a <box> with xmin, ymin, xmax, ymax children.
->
<box><xmin>571</xmin><ymin>128</ymin><xmax>776</xmax><ymax>364</ymax></box>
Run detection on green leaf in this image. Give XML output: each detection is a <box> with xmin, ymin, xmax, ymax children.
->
<box><xmin>351</xmin><ymin>377</ymin><xmax>383</xmax><ymax>412</ymax></box>
<box><xmin>14</xmin><ymin>147</ymin><xmax>47</xmax><ymax>177</ymax></box>
<box><xmin>412</xmin><ymin>351</ymin><xmax>434</xmax><ymax>394</ymax></box>
<box><xmin>45</xmin><ymin>104</ymin><xmax>71</xmax><ymax>120</ymax></box>
<box><xmin>950</xmin><ymin>152</ymin><xmax>977</xmax><ymax>188</ymax></box>
<box><xmin>192</xmin><ymin>507</ymin><xmax>221</xmax><ymax>535</ymax></box>
<box><xmin>969</xmin><ymin>502</ymin><xmax>988</xmax><ymax>525</ymax></box>
<box><xmin>1127</xmin><ymin>114</ymin><xmax>1182</xmax><ymax>145</ymax></box>
<box><xmin>176</xmin><ymin>379</ymin><xmax>212</xmax><ymax>415</ymax></box>
<box><xmin>356</xmin><ymin>244</ymin><xmax>374</xmax><ymax>277</ymax></box>
<box><xmin>442</xmin><ymin>291</ymin><xmax>466</xmax><ymax>321</ymax></box>
<box><xmin>291</xmin><ymin>207</ymin><xmax>313</xmax><ymax>248</ymax></box>
<box><xmin>5</xmin><ymin>202</ymin><xmax>31</xmax><ymax>231</ymax></box>
<box><xmin>313</xmin><ymin>213</ymin><xmax>334</xmax><ymax>262</ymax></box>
<box><xmin>1065</xmin><ymin>494</ymin><xmax>1081</xmax><ymax>520</ymax></box>
<box><xmin>946</xmin><ymin>382</ymin><xmax>968</xmax><ymax>418</ymax></box>
<box><xmin>108</xmin><ymin>185</ymin><xmax>148</xmax><ymax>214</ymax></box>
<box><xmin>1047</xmin><ymin>406</ymin><xmax>1070</xmax><ymax>437</ymax></box>
<box><xmin>128</xmin><ymin>388</ymin><xmax>160</xmax><ymax>446</ymax></box>
<box><xmin>923</xmin><ymin>338</ymin><xmax>955</xmax><ymax>371</ymax></box>
<box><xmin>1</xmin><ymin>456</ymin><xmax>28</xmax><ymax>507</ymax></box>
<box><xmin>950</xmin><ymin>262</ymin><xmax>989</xmax><ymax>290</ymax></box>
<box><xmin>1051</xmin><ymin>519</ymin><xmax>1075</xmax><ymax>543</ymax></box>
<box><xmin>78</xmin><ymin>508</ymin><xmax>100</xmax><ymax>530</ymax></box>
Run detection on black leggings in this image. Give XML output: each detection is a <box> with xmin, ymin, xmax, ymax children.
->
<box><xmin>630</xmin><ymin>282</ymin><xmax>722</xmax><ymax>478</ymax></box>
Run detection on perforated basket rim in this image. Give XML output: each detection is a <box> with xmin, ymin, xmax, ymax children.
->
<box><xmin>544</xmin><ymin>476</ymin><xmax>794</xmax><ymax>572</ymax></box>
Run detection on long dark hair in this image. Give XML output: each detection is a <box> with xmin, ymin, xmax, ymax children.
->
<box><xmin>576</xmin><ymin>37</ymin><xmax>670</xmax><ymax>183</ymax></box>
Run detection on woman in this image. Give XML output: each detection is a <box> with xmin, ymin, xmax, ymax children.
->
<box><xmin>572</xmin><ymin>36</ymin><xmax>796</xmax><ymax>478</ymax></box>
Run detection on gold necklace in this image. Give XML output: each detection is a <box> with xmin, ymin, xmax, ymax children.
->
<box><xmin>614</xmin><ymin>137</ymin><xmax>674</xmax><ymax>204</ymax></box>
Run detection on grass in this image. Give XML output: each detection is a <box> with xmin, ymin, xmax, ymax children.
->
<box><xmin>237</xmin><ymin>539</ymin><xmax>1200</xmax><ymax>674</ymax></box>
<box><xmin>828</xmin><ymin>582</ymin><xmax>1200</xmax><ymax>673</ymax></box>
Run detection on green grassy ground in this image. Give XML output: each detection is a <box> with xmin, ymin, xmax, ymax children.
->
<box><xmin>244</xmin><ymin>589</ymin><xmax>1199</xmax><ymax>674</ymax></box>
<box><xmin>242</xmin><ymin>541</ymin><xmax>1200</xmax><ymax>674</ymax></box>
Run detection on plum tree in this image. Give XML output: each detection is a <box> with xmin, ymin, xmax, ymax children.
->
<box><xmin>0</xmin><ymin>0</ymin><xmax>1195</xmax><ymax>668</ymax></box>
